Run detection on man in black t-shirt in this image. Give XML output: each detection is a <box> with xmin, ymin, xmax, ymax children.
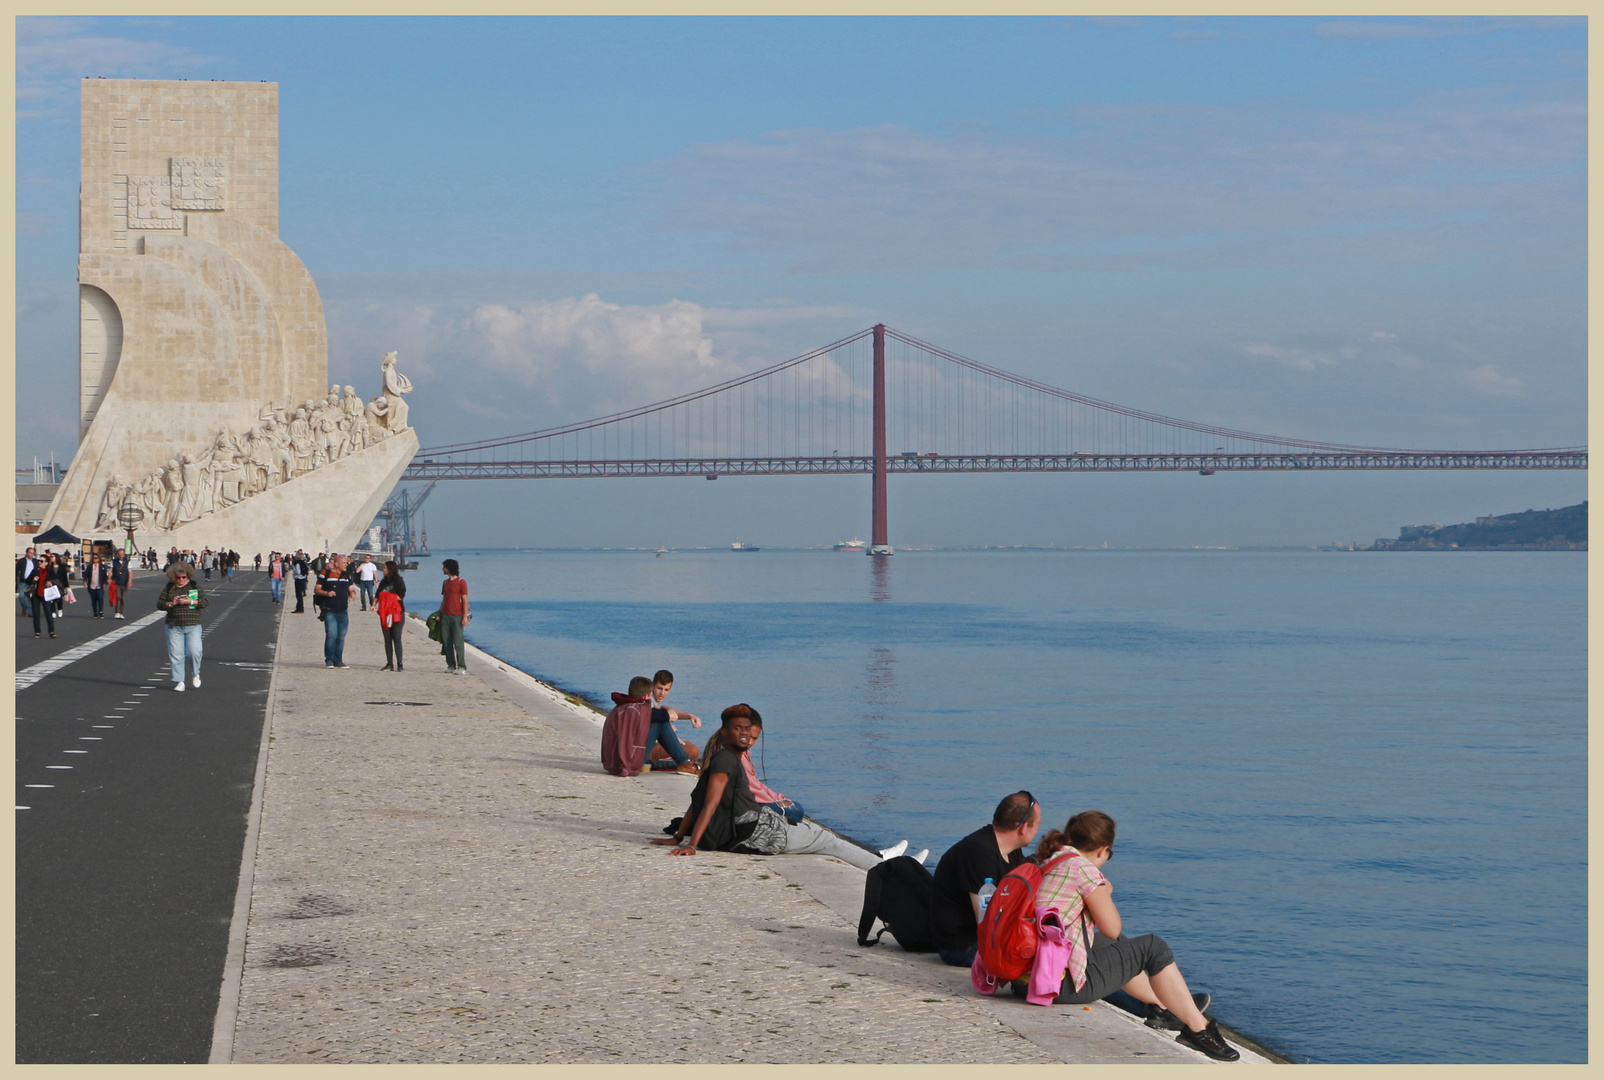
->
<box><xmin>314</xmin><ymin>554</ymin><xmax>358</xmax><ymax>668</ymax></box>
<box><xmin>930</xmin><ymin>791</ymin><xmax>1042</xmax><ymax>967</ymax></box>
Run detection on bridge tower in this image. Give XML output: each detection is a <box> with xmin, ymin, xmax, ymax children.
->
<box><xmin>869</xmin><ymin>323</ymin><xmax>893</xmax><ymax>555</ymax></box>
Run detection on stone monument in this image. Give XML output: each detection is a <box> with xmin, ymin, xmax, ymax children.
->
<box><xmin>43</xmin><ymin>79</ymin><xmax>417</xmax><ymax>554</ymax></box>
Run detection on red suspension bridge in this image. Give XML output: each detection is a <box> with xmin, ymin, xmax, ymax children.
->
<box><xmin>401</xmin><ymin>324</ymin><xmax>1586</xmax><ymax>553</ymax></box>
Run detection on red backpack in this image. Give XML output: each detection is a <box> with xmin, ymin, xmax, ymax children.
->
<box><xmin>976</xmin><ymin>852</ymin><xmax>1076</xmax><ymax>981</ymax></box>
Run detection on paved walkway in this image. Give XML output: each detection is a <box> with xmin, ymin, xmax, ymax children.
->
<box><xmin>220</xmin><ymin>604</ymin><xmax>1272</xmax><ymax>1064</ymax></box>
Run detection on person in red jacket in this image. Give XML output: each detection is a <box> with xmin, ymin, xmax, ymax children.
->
<box><xmin>600</xmin><ymin>675</ymin><xmax>655</xmax><ymax>777</ymax></box>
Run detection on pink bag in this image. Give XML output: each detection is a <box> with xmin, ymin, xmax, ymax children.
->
<box><xmin>971</xmin><ymin>952</ymin><xmax>1001</xmax><ymax>995</ymax></box>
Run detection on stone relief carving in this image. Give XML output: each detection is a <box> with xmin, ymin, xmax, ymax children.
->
<box><xmin>170</xmin><ymin>156</ymin><xmax>226</xmax><ymax>210</ymax></box>
<box><xmin>96</xmin><ymin>353</ymin><xmax>415</xmax><ymax>532</ymax></box>
<box><xmin>127</xmin><ymin>175</ymin><xmax>182</xmax><ymax>230</ymax></box>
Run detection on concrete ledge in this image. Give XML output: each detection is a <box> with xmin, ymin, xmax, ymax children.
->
<box><xmin>221</xmin><ymin>609</ymin><xmax>1271</xmax><ymax>1063</ymax></box>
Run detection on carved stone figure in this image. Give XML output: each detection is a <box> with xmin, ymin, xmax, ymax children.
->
<box><xmin>345</xmin><ymin>414</ymin><xmax>369</xmax><ymax>456</ymax></box>
<box><xmin>176</xmin><ymin>454</ymin><xmax>207</xmax><ymax>524</ymax></box>
<box><xmin>365</xmin><ymin>395</ymin><xmax>391</xmax><ymax>440</ymax></box>
<box><xmin>95</xmin><ymin>474</ymin><xmax>127</xmax><ymax>531</ymax></box>
<box><xmin>247</xmin><ymin>423</ymin><xmax>281</xmax><ymax>492</ymax></box>
<box><xmin>379</xmin><ymin>351</ymin><xmax>413</xmax><ymax>434</ymax></box>
<box><xmin>161</xmin><ymin>459</ymin><xmax>184</xmax><ymax>530</ymax></box>
<box><xmin>289</xmin><ymin>408</ymin><xmax>315</xmax><ymax>473</ymax></box>
<box><xmin>316</xmin><ymin>416</ymin><xmax>340</xmax><ymax>465</ymax></box>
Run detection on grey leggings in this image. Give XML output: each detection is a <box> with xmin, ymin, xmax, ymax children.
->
<box><xmin>1054</xmin><ymin>933</ymin><xmax>1176</xmax><ymax>1004</ymax></box>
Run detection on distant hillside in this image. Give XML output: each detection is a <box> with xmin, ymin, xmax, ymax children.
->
<box><xmin>1371</xmin><ymin>502</ymin><xmax>1586</xmax><ymax>551</ymax></box>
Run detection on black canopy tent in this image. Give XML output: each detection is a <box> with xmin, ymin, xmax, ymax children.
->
<box><xmin>32</xmin><ymin>525</ymin><xmax>80</xmax><ymax>545</ymax></box>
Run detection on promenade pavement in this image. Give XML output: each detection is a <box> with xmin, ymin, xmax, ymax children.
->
<box><xmin>220</xmin><ymin>601</ymin><xmax>1273</xmax><ymax>1064</ymax></box>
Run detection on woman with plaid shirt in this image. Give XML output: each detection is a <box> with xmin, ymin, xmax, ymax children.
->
<box><xmin>157</xmin><ymin>562</ymin><xmax>209</xmax><ymax>692</ymax></box>
<box><xmin>1029</xmin><ymin>810</ymin><xmax>1239</xmax><ymax>1062</ymax></box>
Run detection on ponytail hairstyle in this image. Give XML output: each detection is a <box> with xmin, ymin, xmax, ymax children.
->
<box><xmin>1034</xmin><ymin>827</ymin><xmax>1070</xmax><ymax>862</ymax></box>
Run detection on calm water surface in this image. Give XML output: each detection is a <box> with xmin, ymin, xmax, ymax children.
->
<box><xmin>437</xmin><ymin>548</ymin><xmax>1585</xmax><ymax>1064</ymax></box>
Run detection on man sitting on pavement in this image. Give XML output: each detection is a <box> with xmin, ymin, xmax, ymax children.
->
<box><xmin>601</xmin><ymin>675</ymin><xmax>656</xmax><ymax>777</ymax></box>
<box><xmin>930</xmin><ymin>791</ymin><xmax>1041</xmax><ymax>967</ymax></box>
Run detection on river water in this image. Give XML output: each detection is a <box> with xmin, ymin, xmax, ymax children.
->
<box><xmin>435</xmin><ymin>547</ymin><xmax>1585</xmax><ymax>1064</ymax></box>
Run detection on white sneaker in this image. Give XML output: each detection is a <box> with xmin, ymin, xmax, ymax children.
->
<box><xmin>878</xmin><ymin>839</ymin><xmax>908</xmax><ymax>860</ymax></box>
<box><xmin>910</xmin><ymin>849</ymin><xmax>929</xmax><ymax>865</ymax></box>
<box><xmin>192</xmin><ymin>675</ymin><xmax>202</xmax><ymax>688</ymax></box>
<box><xmin>114</xmin><ymin>613</ymin><xmax>124</xmax><ymax>619</ymax></box>
<box><xmin>173</xmin><ymin>681</ymin><xmax>185</xmax><ymax>692</ymax></box>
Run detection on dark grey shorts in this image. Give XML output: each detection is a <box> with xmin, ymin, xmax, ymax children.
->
<box><xmin>1053</xmin><ymin>933</ymin><xmax>1176</xmax><ymax>1004</ymax></box>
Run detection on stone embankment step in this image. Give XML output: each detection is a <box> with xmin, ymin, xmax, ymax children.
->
<box><xmin>216</xmin><ymin>605</ymin><xmax>1274</xmax><ymax>1064</ymax></box>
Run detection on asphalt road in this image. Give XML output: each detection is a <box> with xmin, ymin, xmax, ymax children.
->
<box><xmin>15</xmin><ymin>570</ymin><xmax>278</xmax><ymax>1064</ymax></box>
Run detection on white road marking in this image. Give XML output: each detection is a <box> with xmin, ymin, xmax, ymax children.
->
<box><xmin>25</xmin><ymin>785</ymin><xmax>53</xmax><ymax>788</ymax></box>
<box><xmin>46</xmin><ymin>766</ymin><xmax>71</xmax><ymax>770</ymax></box>
<box><xmin>63</xmin><ymin>750</ymin><xmax>88</xmax><ymax>754</ymax></box>
<box><xmin>79</xmin><ymin>737</ymin><xmax>102</xmax><ymax>741</ymax></box>
<box><xmin>14</xmin><ymin>611</ymin><xmax>166</xmax><ymax>691</ymax></box>
<box><xmin>92</xmin><ymin>725</ymin><xmax>114</xmax><ymax>729</ymax></box>
<box><xmin>17</xmin><ymin>806</ymin><xmax>30</xmax><ymax>810</ymax></box>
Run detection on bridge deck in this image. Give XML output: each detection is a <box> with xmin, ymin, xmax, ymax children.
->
<box><xmin>404</xmin><ymin>451</ymin><xmax>1587</xmax><ymax>481</ymax></box>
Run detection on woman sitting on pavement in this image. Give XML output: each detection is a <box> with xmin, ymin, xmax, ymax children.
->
<box><xmin>1027</xmin><ymin>810</ymin><xmax>1239</xmax><ymax>1062</ymax></box>
<box><xmin>653</xmin><ymin>705</ymin><xmax>908</xmax><ymax>870</ymax></box>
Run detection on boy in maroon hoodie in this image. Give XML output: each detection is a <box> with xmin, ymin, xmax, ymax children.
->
<box><xmin>600</xmin><ymin>675</ymin><xmax>655</xmax><ymax>776</ymax></box>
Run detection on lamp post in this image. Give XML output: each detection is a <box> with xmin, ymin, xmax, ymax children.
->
<box><xmin>116</xmin><ymin>502</ymin><xmax>144</xmax><ymax>557</ymax></box>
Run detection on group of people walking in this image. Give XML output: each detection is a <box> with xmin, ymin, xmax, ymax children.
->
<box><xmin>17</xmin><ymin>546</ymin><xmax>132</xmax><ymax>638</ymax></box>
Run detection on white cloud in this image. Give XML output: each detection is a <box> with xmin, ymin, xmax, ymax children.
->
<box><xmin>1465</xmin><ymin>364</ymin><xmax>1522</xmax><ymax>397</ymax></box>
<box><xmin>17</xmin><ymin>17</ymin><xmax>217</xmax><ymax>117</ymax></box>
<box><xmin>654</xmin><ymin>92</ymin><xmax>1583</xmax><ymax>274</ymax></box>
<box><xmin>463</xmin><ymin>294</ymin><xmax>737</xmax><ymax>404</ymax></box>
<box><xmin>1243</xmin><ymin>343</ymin><xmax>1335</xmax><ymax>371</ymax></box>
<box><xmin>1315</xmin><ymin>17</ymin><xmax>1582</xmax><ymax>40</ymax></box>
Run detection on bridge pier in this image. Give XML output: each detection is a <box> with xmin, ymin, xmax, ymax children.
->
<box><xmin>869</xmin><ymin>323</ymin><xmax>893</xmax><ymax>555</ymax></box>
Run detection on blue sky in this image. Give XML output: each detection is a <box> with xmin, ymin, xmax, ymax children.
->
<box><xmin>16</xmin><ymin>16</ymin><xmax>1587</xmax><ymax>547</ymax></box>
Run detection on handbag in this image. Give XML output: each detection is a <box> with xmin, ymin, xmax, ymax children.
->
<box><xmin>64</xmin><ymin>588</ymin><xmax>77</xmax><ymax>604</ymax></box>
<box><xmin>42</xmin><ymin>584</ymin><xmax>61</xmax><ymax>602</ymax></box>
<box><xmin>426</xmin><ymin>611</ymin><xmax>443</xmax><ymax>642</ymax></box>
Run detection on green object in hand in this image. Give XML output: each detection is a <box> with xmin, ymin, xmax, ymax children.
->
<box><xmin>188</xmin><ymin>589</ymin><xmax>199</xmax><ymax>603</ymax></box>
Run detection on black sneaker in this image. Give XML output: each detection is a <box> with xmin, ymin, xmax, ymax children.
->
<box><xmin>1176</xmin><ymin>1019</ymin><xmax>1239</xmax><ymax>1062</ymax></box>
<box><xmin>1145</xmin><ymin>992</ymin><xmax>1211</xmax><ymax>1030</ymax></box>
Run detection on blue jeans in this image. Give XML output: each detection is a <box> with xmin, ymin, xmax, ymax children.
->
<box><xmin>645</xmin><ymin>718</ymin><xmax>689</xmax><ymax>766</ymax></box>
<box><xmin>358</xmin><ymin>580</ymin><xmax>374</xmax><ymax>610</ymax></box>
<box><xmin>939</xmin><ymin>944</ymin><xmax>978</xmax><ymax>967</ymax></box>
<box><xmin>323</xmin><ymin>609</ymin><xmax>349</xmax><ymax>665</ymax></box>
<box><xmin>166</xmin><ymin>622</ymin><xmax>203</xmax><ymax>683</ymax></box>
<box><xmin>778</xmin><ymin>800</ymin><xmax>805</xmax><ymax>824</ymax></box>
<box><xmin>270</xmin><ymin>577</ymin><xmax>283</xmax><ymax>602</ymax></box>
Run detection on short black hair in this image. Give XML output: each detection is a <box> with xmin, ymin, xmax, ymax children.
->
<box><xmin>442</xmin><ymin>559</ymin><xmax>460</xmax><ymax>575</ymax></box>
<box><xmin>993</xmin><ymin>791</ymin><xmax>1037</xmax><ymax>830</ymax></box>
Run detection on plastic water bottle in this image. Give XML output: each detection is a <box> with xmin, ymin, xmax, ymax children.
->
<box><xmin>977</xmin><ymin>878</ymin><xmax>996</xmax><ymax>921</ymax></box>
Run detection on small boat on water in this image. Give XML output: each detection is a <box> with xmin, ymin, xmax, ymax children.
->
<box><xmin>833</xmin><ymin>538</ymin><xmax>867</xmax><ymax>552</ymax></box>
<box><xmin>731</xmin><ymin>541</ymin><xmax>761</xmax><ymax>552</ymax></box>
<box><xmin>655</xmin><ymin>546</ymin><xmax>668</xmax><ymax>557</ymax></box>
